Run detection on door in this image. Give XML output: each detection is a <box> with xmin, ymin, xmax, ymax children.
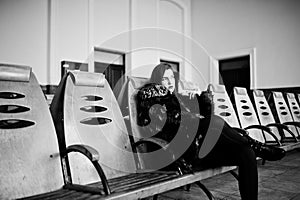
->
<box><xmin>94</xmin><ymin>62</ymin><xmax>125</xmax><ymax>97</ymax></box>
<box><xmin>219</xmin><ymin>55</ymin><xmax>250</xmax><ymax>100</ymax></box>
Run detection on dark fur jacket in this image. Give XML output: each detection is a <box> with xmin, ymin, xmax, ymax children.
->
<box><xmin>136</xmin><ymin>83</ymin><xmax>182</xmax><ymax>142</ymax></box>
<box><xmin>136</xmin><ymin>83</ymin><xmax>204</xmax><ymax>162</ymax></box>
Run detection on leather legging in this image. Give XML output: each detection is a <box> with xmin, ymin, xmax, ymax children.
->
<box><xmin>197</xmin><ymin>115</ymin><xmax>258</xmax><ymax>200</ymax></box>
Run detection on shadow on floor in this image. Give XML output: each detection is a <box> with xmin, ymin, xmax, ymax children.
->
<box><xmin>153</xmin><ymin>150</ymin><xmax>300</xmax><ymax>200</ymax></box>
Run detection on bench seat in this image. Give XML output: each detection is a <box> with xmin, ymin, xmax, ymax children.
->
<box><xmin>25</xmin><ymin>166</ymin><xmax>236</xmax><ymax>200</ymax></box>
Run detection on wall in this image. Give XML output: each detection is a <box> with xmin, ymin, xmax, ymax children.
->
<box><xmin>191</xmin><ymin>0</ymin><xmax>300</xmax><ymax>89</ymax></box>
<box><xmin>0</xmin><ymin>0</ymin><xmax>90</xmax><ymax>85</ymax></box>
<box><xmin>1</xmin><ymin>0</ymin><xmax>299</xmax><ymax>89</ymax></box>
<box><xmin>0</xmin><ymin>0</ymin><xmax>192</xmax><ymax>85</ymax></box>
<box><xmin>51</xmin><ymin>0</ymin><xmax>89</xmax><ymax>83</ymax></box>
<box><xmin>0</xmin><ymin>0</ymin><xmax>49</xmax><ymax>84</ymax></box>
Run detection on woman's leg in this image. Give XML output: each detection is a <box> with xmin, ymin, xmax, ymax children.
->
<box><xmin>198</xmin><ymin>116</ymin><xmax>258</xmax><ymax>200</ymax></box>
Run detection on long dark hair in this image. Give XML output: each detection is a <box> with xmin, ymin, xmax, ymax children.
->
<box><xmin>149</xmin><ymin>63</ymin><xmax>179</xmax><ymax>91</ymax></box>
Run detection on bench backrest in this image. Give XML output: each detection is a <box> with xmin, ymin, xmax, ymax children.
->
<box><xmin>234</xmin><ymin>87</ymin><xmax>265</xmax><ymax>143</ymax></box>
<box><xmin>119</xmin><ymin>76</ymin><xmax>203</xmax><ymax>169</ymax></box>
<box><xmin>0</xmin><ymin>64</ymin><xmax>63</xmax><ymax>199</ymax></box>
<box><xmin>127</xmin><ymin>76</ymin><xmax>150</xmax><ymax>141</ymax></box>
<box><xmin>286</xmin><ymin>93</ymin><xmax>300</xmax><ymax>124</ymax></box>
<box><xmin>208</xmin><ymin>84</ymin><xmax>240</xmax><ymax>128</ymax></box>
<box><xmin>273</xmin><ymin>91</ymin><xmax>300</xmax><ymax>137</ymax></box>
<box><xmin>124</xmin><ymin>76</ymin><xmax>200</xmax><ymax>142</ymax></box>
<box><xmin>58</xmin><ymin>71</ymin><xmax>136</xmax><ymax>184</ymax></box>
<box><xmin>125</xmin><ymin>76</ymin><xmax>156</xmax><ymax>169</ymax></box>
<box><xmin>252</xmin><ymin>90</ymin><xmax>282</xmax><ymax>141</ymax></box>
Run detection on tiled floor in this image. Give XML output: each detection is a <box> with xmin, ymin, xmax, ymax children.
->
<box><xmin>154</xmin><ymin>150</ymin><xmax>300</xmax><ymax>200</ymax></box>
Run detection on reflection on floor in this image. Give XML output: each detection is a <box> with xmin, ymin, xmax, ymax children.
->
<box><xmin>154</xmin><ymin>150</ymin><xmax>300</xmax><ymax>200</ymax></box>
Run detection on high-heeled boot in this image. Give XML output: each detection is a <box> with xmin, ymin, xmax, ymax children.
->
<box><xmin>245</xmin><ymin>135</ymin><xmax>286</xmax><ymax>161</ymax></box>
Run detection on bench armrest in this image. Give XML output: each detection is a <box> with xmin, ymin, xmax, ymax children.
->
<box><xmin>283</xmin><ymin>121</ymin><xmax>300</xmax><ymax>128</ymax></box>
<box><xmin>61</xmin><ymin>144</ymin><xmax>111</xmax><ymax>195</ymax></box>
<box><xmin>245</xmin><ymin>125</ymin><xmax>281</xmax><ymax>145</ymax></box>
<box><xmin>65</xmin><ymin>144</ymin><xmax>99</xmax><ymax>161</ymax></box>
<box><xmin>266</xmin><ymin>123</ymin><xmax>298</xmax><ymax>142</ymax></box>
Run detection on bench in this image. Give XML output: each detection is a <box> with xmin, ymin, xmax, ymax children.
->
<box><xmin>0</xmin><ymin>64</ymin><xmax>113</xmax><ymax>199</ymax></box>
<box><xmin>48</xmin><ymin>71</ymin><xmax>238</xmax><ymax>200</ymax></box>
<box><xmin>209</xmin><ymin>84</ymin><xmax>300</xmax><ymax>153</ymax></box>
<box><xmin>0</xmin><ymin>63</ymin><xmax>237</xmax><ymax>200</ymax></box>
<box><xmin>118</xmin><ymin>75</ymin><xmax>238</xmax><ymax>199</ymax></box>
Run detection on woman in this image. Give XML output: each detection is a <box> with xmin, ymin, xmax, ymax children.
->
<box><xmin>136</xmin><ymin>63</ymin><xmax>286</xmax><ymax>200</ymax></box>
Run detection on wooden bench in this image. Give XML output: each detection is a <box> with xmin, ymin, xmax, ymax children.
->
<box><xmin>0</xmin><ymin>64</ymin><xmax>112</xmax><ymax>199</ymax></box>
<box><xmin>47</xmin><ymin>71</ymin><xmax>238</xmax><ymax>200</ymax></box>
<box><xmin>253</xmin><ymin>90</ymin><xmax>300</xmax><ymax>151</ymax></box>
<box><xmin>271</xmin><ymin>91</ymin><xmax>300</xmax><ymax>151</ymax></box>
<box><xmin>0</xmin><ymin>64</ymin><xmax>237</xmax><ymax>199</ymax></box>
<box><xmin>208</xmin><ymin>84</ymin><xmax>300</xmax><ymax>153</ymax></box>
<box><xmin>117</xmin><ymin>76</ymin><xmax>238</xmax><ymax>199</ymax></box>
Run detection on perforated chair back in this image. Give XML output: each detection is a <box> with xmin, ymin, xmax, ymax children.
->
<box><xmin>208</xmin><ymin>84</ymin><xmax>240</xmax><ymax>128</ymax></box>
<box><xmin>122</xmin><ymin>77</ymin><xmax>154</xmax><ymax>169</ymax></box>
<box><xmin>0</xmin><ymin>64</ymin><xmax>63</xmax><ymax>199</ymax></box>
<box><xmin>252</xmin><ymin>90</ymin><xmax>282</xmax><ymax>141</ymax></box>
<box><xmin>234</xmin><ymin>87</ymin><xmax>264</xmax><ymax>143</ymax></box>
<box><xmin>61</xmin><ymin>71</ymin><xmax>136</xmax><ymax>184</ymax></box>
<box><xmin>286</xmin><ymin>93</ymin><xmax>300</xmax><ymax>124</ymax></box>
<box><xmin>273</xmin><ymin>91</ymin><xmax>300</xmax><ymax>137</ymax></box>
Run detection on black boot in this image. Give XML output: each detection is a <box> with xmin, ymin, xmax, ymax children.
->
<box><xmin>245</xmin><ymin>135</ymin><xmax>286</xmax><ymax>161</ymax></box>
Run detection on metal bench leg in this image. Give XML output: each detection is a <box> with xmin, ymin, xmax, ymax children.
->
<box><xmin>195</xmin><ymin>181</ymin><xmax>215</xmax><ymax>200</ymax></box>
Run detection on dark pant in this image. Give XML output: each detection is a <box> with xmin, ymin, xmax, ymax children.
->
<box><xmin>198</xmin><ymin>115</ymin><xmax>258</xmax><ymax>200</ymax></box>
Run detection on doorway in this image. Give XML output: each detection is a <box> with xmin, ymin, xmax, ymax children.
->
<box><xmin>94</xmin><ymin>48</ymin><xmax>125</xmax><ymax>97</ymax></box>
<box><xmin>219</xmin><ymin>55</ymin><xmax>250</xmax><ymax>99</ymax></box>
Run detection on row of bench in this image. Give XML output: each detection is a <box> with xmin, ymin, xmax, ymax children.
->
<box><xmin>2</xmin><ymin>63</ymin><xmax>298</xmax><ymax>199</ymax></box>
<box><xmin>0</xmin><ymin>65</ymin><xmax>237</xmax><ymax>200</ymax></box>
<box><xmin>209</xmin><ymin>84</ymin><xmax>300</xmax><ymax>152</ymax></box>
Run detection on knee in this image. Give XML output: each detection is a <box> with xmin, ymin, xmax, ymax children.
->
<box><xmin>239</xmin><ymin>146</ymin><xmax>257</xmax><ymax>166</ymax></box>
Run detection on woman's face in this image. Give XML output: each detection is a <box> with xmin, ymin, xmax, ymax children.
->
<box><xmin>161</xmin><ymin>69</ymin><xmax>175</xmax><ymax>93</ymax></box>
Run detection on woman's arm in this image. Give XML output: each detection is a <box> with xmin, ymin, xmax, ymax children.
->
<box><xmin>177</xmin><ymin>93</ymin><xmax>203</xmax><ymax>118</ymax></box>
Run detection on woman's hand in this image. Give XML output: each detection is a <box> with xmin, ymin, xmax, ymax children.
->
<box><xmin>187</xmin><ymin>89</ymin><xmax>201</xmax><ymax>99</ymax></box>
<box><xmin>180</xmin><ymin>88</ymin><xmax>201</xmax><ymax>99</ymax></box>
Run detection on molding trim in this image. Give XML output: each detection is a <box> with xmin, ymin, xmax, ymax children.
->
<box><xmin>158</xmin><ymin>0</ymin><xmax>191</xmax><ymax>80</ymax></box>
<box><xmin>88</xmin><ymin>0</ymin><xmax>94</xmax><ymax>72</ymax></box>
<box><xmin>49</xmin><ymin>0</ymin><xmax>57</xmax><ymax>84</ymax></box>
